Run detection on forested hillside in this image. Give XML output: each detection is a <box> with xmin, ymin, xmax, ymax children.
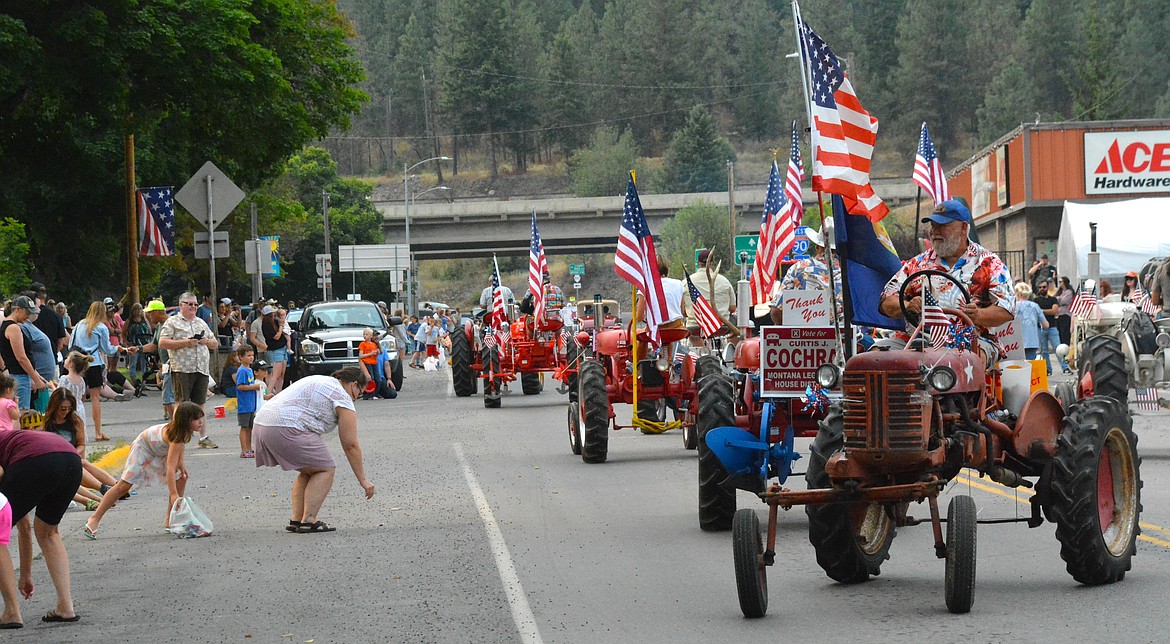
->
<box><xmin>334</xmin><ymin>0</ymin><xmax>1170</xmax><ymax>180</ymax></box>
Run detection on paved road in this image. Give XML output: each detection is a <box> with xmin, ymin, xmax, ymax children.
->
<box><xmin>8</xmin><ymin>368</ymin><xmax>1170</xmax><ymax>642</ymax></box>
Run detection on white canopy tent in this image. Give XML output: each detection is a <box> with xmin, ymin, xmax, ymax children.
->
<box><xmin>1057</xmin><ymin>198</ymin><xmax>1170</xmax><ymax>286</ymax></box>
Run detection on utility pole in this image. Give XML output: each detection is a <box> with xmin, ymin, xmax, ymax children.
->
<box><xmin>322</xmin><ymin>190</ymin><xmax>332</xmax><ymax>301</ymax></box>
<box><xmin>251</xmin><ymin>202</ymin><xmax>262</xmax><ymax>304</ymax></box>
<box><xmin>126</xmin><ymin>133</ymin><xmax>139</xmax><ymax>304</ymax></box>
<box><xmin>727</xmin><ymin>160</ymin><xmax>736</xmax><ymax>263</ymax></box>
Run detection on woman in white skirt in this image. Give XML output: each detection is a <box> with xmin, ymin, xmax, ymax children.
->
<box><xmin>252</xmin><ymin>366</ymin><xmax>375</xmax><ymax>533</ymax></box>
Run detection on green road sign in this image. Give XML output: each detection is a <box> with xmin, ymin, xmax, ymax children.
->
<box><xmin>733</xmin><ymin>235</ymin><xmax>759</xmax><ymax>265</ymax></box>
<box><xmin>569</xmin><ymin>263</ymin><xmax>586</xmax><ymax>275</ymax></box>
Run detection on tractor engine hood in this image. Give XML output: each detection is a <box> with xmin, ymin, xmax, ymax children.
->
<box><xmin>846</xmin><ymin>348</ymin><xmax>985</xmax><ymax>394</ymax></box>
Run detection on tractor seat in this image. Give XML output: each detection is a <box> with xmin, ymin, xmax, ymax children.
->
<box><xmin>637</xmin><ymin>327</ymin><xmax>691</xmax><ymax>345</ymax></box>
<box><xmin>536</xmin><ymin>317</ymin><xmax>564</xmax><ymax>333</ymax></box>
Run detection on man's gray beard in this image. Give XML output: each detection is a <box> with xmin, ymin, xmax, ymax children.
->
<box><xmin>935</xmin><ymin>236</ymin><xmax>965</xmax><ymax>259</ymax></box>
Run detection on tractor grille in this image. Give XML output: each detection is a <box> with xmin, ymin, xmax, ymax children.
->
<box><xmin>323</xmin><ymin>340</ymin><xmax>358</xmax><ymax>360</ymax></box>
<box><xmin>843</xmin><ymin>371</ymin><xmax>924</xmax><ymax>451</ymax></box>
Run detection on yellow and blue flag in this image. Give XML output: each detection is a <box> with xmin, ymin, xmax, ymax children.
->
<box><xmin>832</xmin><ymin>195</ymin><xmax>903</xmax><ymax>330</ymax></box>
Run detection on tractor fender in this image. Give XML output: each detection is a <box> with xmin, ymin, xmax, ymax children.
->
<box><xmin>735</xmin><ymin>337</ymin><xmax>761</xmax><ymax>372</ymax></box>
<box><xmin>461</xmin><ymin>319</ymin><xmax>475</xmax><ymax>345</ymax></box>
<box><xmin>1012</xmin><ymin>390</ymin><xmax>1063</xmax><ymax>460</ymax></box>
<box><xmin>595</xmin><ymin>328</ymin><xmax>628</xmax><ymax>357</ymax></box>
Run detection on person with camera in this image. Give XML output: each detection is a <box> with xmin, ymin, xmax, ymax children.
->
<box><xmin>159</xmin><ymin>292</ymin><xmax>219</xmax><ymax>448</ymax></box>
<box><xmin>1027</xmin><ymin>253</ymin><xmax>1057</xmax><ymax>293</ymax></box>
<box><xmin>260</xmin><ymin>305</ymin><xmax>288</xmax><ymax>395</ymax></box>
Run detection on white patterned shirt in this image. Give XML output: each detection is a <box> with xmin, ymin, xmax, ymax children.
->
<box><xmin>160</xmin><ymin>315</ymin><xmax>215</xmax><ymax>375</ymax></box>
<box><xmin>255</xmin><ymin>375</ymin><xmax>355</xmax><ymax>435</ymax></box>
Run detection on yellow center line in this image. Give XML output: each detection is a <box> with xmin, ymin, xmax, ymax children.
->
<box><xmin>953</xmin><ymin>472</ymin><xmax>1170</xmax><ymax>551</ymax></box>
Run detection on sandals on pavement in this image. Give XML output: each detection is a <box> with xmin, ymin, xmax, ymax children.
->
<box><xmin>42</xmin><ymin>612</ymin><xmax>81</xmax><ymax>623</ymax></box>
<box><xmin>297</xmin><ymin>520</ymin><xmax>336</xmax><ymax>533</ymax></box>
<box><xmin>240</xmin><ymin>451</ymin><xmax>255</xmax><ymax>459</ymax></box>
<box><xmin>285</xmin><ymin>521</ymin><xmax>303</xmax><ymax>533</ymax></box>
<box><xmin>83</xmin><ymin>524</ymin><xmax>98</xmax><ymax>540</ymax></box>
<box><xmin>0</xmin><ymin>622</ymin><xmax>22</xmax><ymax>629</ymax></box>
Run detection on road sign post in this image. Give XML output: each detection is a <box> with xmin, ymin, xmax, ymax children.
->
<box><xmin>316</xmin><ymin>253</ymin><xmax>332</xmax><ymax>302</ymax></box>
<box><xmin>176</xmin><ymin>161</ymin><xmax>245</xmax><ymax>312</ymax></box>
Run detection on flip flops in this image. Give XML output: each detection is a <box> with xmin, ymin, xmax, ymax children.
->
<box><xmin>83</xmin><ymin>525</ymin><xmax>97</xmax><ymax>540</ymax></box>
<box><xmin>42</xmin><ymin>612</ymin><xmax>80</xmax><ymax>623</ymax></box>
<box><xmin>0</xmin><ymin>622</ymin><xmax>22</xmax><ymax>629</ymax></box>
<box><xmin>296</xmin><ymin>521</ymin><xmax>336</xmax><ymax>533</ymax></box>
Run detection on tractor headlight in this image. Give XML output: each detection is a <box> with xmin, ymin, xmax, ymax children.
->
<box><xmin>926</xmin><ymin>365</ymin><xmax>957</xmax><ymax>392</ymax></box>
<box><xmin>1157</xmin><ymin>332</ymin><xmax>1170</xmax><ymax>349</ymax></box>
<box><xmin>697</xmin><ymin>345</ymin><xmax>711</xmax><ymax>357</ymax></box>
<box><xmin>815</xmin><ymin>364</ymin><xmax>840</xmax><ymax>389</ymax></box>
<box><xmin>300</xmin><ymin>340</ymin><xmax>322</xmax><ymax>356</ymax></box>
<box><xmin>656</xmin><ymin>356</ymin><xmax>670</xmax><ymax>372</ymax></box>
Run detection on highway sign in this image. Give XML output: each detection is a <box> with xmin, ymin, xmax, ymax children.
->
<box><xmin>572</xmin><ymin>274</ymin><xmax>581</xmax><ymax>284</ymax></box>
<box><xmin>193</xmin><ymin>231</ymin><xmax>229</xmax><ymax>259</ymax></box>
<box><xmin>734</xmin><ymin>235</ymin><xmax>759</xmax><ymax>265</ymax></box>
<box><xmin>338</xmin><ymin>244</ymin><xmax>410</xmax><ymax>273</ymax></box>
<box><xmin>315</xmin><ymin>253</ymin><xmax>333</xmax><ymax>278</ymax></box>
<box><xmin>569</xmin><ymin>264</ymin><xmax>586</xmax><ymax>275</ymax></box>
<box><xmin>317</xmin><ymin>276</ymin><xmax>332</xmax><ymax>288</ymax></box>
<box><xmin>175</xmin><ymin>161</ymin><xmax>245</xmax><ymax>230</ymax></box>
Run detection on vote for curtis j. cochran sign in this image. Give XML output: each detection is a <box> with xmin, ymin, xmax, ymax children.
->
<box><xmin>761</xmin><ymin>326</ymin><xmax>838</xmax><ymax>396</ymax></box>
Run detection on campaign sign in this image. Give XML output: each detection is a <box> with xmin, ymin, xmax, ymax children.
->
<box><xmin>781</xmin><ymin>289</ymin><xmax>832</xmax><ymax>327</ymax></box>
<box><xmin>761</xmin><ymin>326</ymin><xmax>838</xmax><ymax>396</ymax></box>
<box><xmin>990</xmin><ymin>320</ymin><xmax>1025</xmax><ymax>360</ymax></box>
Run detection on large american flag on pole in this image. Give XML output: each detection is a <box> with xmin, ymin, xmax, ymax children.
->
<box><xmin>137</xmin><ymin>187</ymin><xmax>176</xmax><ymax>257</ymax></box>
<box><xmin>750</xmin><ymin>161</ymin><xmax>786</xmax><ymax>306</ymax></box>
<box><xmin>614</xmin><ymin>174</ymin><xmax>668</xmax><ymax>344</ymax></box>
<box><xmin>922</xmin><ymin>289</ymin><xmax>950</xmax><ymax>349</ymax></box>
<box><xmin>798</xmin><ymin>18</ymin><xmax>888</xmax><ymax>222</ymax></box>
<box><xmin>527</xmin><ymin>211</ymin><xmax>548</xmax><ymax>322</ymax></box>
<box><xmin>913</xmin><ymin>122</ymin><xmax>949</xmax><ymax>205</ymax></box>
<box><xmin>491</xmin><ymin>257</ymin><xmax>509</xmax><ymax>359</ymax></box>
<box><xmin>686</xmin><ymin>273</ymin><xmax>723</xmax><ymax>338</ymax></box>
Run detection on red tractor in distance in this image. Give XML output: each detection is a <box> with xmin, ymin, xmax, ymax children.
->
<box><xmin>449</xmin><ymin>300</ymin><xmax>571</xmax><ymax>408</ymax></box>
<box><xmin>569</xmin><ymin>296</ymin><xmax>705</xmax><ymax>463</ymax></box>
<box><xmin>708</xmin><ymin>270</ymin><xmax>1141</xmax><ymax>617</ymax></box>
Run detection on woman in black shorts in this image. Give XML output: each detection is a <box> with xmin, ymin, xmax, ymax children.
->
<box><xmin>0</xmin><ymin>429</ymin><xmax>83</xmax><ymax>625</ymax></box>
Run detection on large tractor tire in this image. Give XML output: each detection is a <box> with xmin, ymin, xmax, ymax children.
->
<box><xmin>637</xmin><ymin>398</ymin><xmax>667</xmax><ymax>424</ymax></box>
<box><xmin>565</xmin><ymin>341</ymin><xmax>582</xmax><ymax>403</ymax></box>
<box><xmin>483</xmin><ymin>348</ymin><xmax>502</xmax><ymax>409</ymax></box>
<box><xmin>522</xmin><ymin>372</ymin><xmax>543</xmax><ymax>395</ymax></box>
<box><xmin>805</xmin><ymin>405</ymin><xmax>895</xmax><ymax>583</ymax></box>
<box><xmin>450</xmin><ymin>328</ymin><xmax>476</xmax><ymax>397</ymax></box>
<box><xmin>732</xmin><ymin>508</ymin><xmax>768</xmax><ymax>618</ymax></box>
<box><xmin>1043</xmin><ymin>396</ymin><xmax>1141</xmax><ymax>585</ymax></box>
<box><xmin>579</xmin><ymin>359</ymin><xmax>610</xmax><ymax>464</ymax></box>
<box><xmin>697</xmin><ymin>371</ymin><xmax>737</xmax><ymax>532</ymax></box>
<box><xmin>694</xmin><ymin>354</ymin><xmax>722</xmax><ymax>383</ymax></box>
<box><xmin>1078</xmin><ymin>334</ymin><xmax>1128</xmax><ymax>406</ymax></box>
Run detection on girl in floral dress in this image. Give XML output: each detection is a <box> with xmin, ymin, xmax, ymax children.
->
<box><xmin>82</xmin><ymin>402</ymin><xmax>204</xmax><ymax>538</ymax></box>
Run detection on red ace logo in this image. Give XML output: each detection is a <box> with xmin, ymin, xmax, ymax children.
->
<box><xmin>1085</xmin><ymin>130</ymin><xmax>1170</xmax><ymax>195</ymax></box>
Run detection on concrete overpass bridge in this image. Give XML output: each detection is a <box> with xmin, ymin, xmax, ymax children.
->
<box><xmin>375</xmin><ymin>180</ymin><xmax>917</xmax><ymax>260</ymax></box>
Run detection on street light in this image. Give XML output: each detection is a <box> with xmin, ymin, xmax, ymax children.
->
<box><xmin>404</xmin><ymin>156</ymin><xmax>450</xmax><ymax>314</ymax></box>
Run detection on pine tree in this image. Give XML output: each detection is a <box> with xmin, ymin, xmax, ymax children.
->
<box><xmin>663</xmin><ymin>106</ymin><xmax>736</xmax><ymax>193</ymax></box>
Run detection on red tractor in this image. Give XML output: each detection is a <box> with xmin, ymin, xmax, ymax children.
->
<box><xmin>449</xmin><ymin>301</ymin><xmax>571</xmax><ymax>408</ymax></box>
<box><xmin>707</xmin><ymin>270</ymin><xmax>1141</xmax><ymax>616</ymax></box>
<box><xmin>568</xmin><ymin>296</ymin><xmax>706</xmax><ymax>463</ymax></box>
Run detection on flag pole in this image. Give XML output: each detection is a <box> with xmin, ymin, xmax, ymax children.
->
<box><xmin>819</xmin><ymin>193</ymin><xmax>851</xmax><ymax>361</ymax></box>
<box><xmin>914</xmin><ymin>186</ymin><xmax>923</xmax><ymax>253</ymax></box>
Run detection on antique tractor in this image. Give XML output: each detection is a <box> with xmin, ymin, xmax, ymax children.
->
<box><xmin>709</xmin><ymin>270</ymin><xmax>1141</xmax><ymax>616</ymax></box>
<box><xmin>568</xmin><ymin>296</ymin><xmax>702</xmax><ymax>463</ymax></box>
<box><xmin>449</xmin><ymin>301</ymin><xmax>571</xmax><ymax>408</ymax></box>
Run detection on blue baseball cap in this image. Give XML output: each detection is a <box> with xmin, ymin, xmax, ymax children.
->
<box><xmin>921</xmin><ymin>199</ymin><xmax>971</xmax><ymax>225</ymax></box>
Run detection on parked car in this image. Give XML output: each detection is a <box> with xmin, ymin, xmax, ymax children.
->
<box><xmin>417</xmin><ymin>300</ymin><xmax>451</xmax><ymax>318</ymax></box>
<box><xmin>294</xmin><ymin>300</ymin><xmax>404</xmax><ymax>390</ymax></box>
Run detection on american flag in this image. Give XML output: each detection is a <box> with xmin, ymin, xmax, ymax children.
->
<box><xmin>1131</xmin><ymin>283</ymin><xmax>1158</xmax><ymax>315</ymax></box>
<box><xmin>491</xmin><ymin>258</ymin><xmax>509</xmax><ymax>359</ymax></box>
<box><xmin>750</xmin><ymin>161</ymin><xmax>787</xmax><ymax>306</ymax></box>
<box><xmin>922</xmin><ymin>289</ymin><xmax>949</xmax><ymax>349</ymax></box>
<box><xmin>528</xmin><ymin>211</ymin><xmax>548</xmax><ymax>322</ymax></box>
<box><xmin>912</xmin><ymin>122</ymin><xmax>949</xmax><ymax>205</ymax></box>
<box><xmin>685</xmin><ymin>273</ymin><xmax>723</xmax><ymax>338</ymax></box>
<box><xmin>799</xmin><ymin>18</ymin><xmax>888</xmax><ymax>222</ymax></box>
<box><xmin>137</xmin><ymin>186</ymin><xmax>175</xmax><ymax>256</ymax></box>
<box><xmin>1070</xmin><ymin>284</ymin><xmax>1100</xmax><ymax>320</ymax></box>
<box><xmin>1135</xmin><ymin>388</ymin><xmax>1158</xmax><ymax>411</ymax></box>
<box><xmin>614</xmin><ymin>174</ymin><xmax>668</xmax><ymax>344</ymax></box>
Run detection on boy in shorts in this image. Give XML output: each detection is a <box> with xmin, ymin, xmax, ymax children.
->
<box><xmin>234</xmin><ymin>347</ymin><xmax>261</xmax><ymax>458</ymax></box>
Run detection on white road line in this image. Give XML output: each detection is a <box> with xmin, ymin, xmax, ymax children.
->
<box><xmin>453</xmin><ymin>443</ymin><xmax>543</xmax><ymax>644</ymax></box>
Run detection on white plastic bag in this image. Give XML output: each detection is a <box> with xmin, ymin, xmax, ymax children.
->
<box><xmin>167</xmin><ymin>496</ymin><xmax>214</xmax><ymax>538</ymax></box>
<box><xmin>422</xmin><ymin>356</ymin><xmax>439</xmax><ymax>371</ymax></box>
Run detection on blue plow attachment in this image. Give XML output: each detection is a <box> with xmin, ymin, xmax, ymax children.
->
<box><xmin>704</xmin><ymin>401</ymin><xmax>800</xmax><ymax>491</ymax></box>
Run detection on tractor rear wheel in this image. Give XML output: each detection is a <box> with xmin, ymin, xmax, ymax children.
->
<box><xmin>565</xmin><ymin>341</ymin><xmax>582</xmax><ymax>403</ymax></box>
<box><xmin>944</xmin><ymin>495</ymin><xmax>977</xmax><ymax>614</ymax></box>
<box><xmin>522</xmin><ymin>372</ymin><xmax>543</xmax><ymax>395</ymax></box>
<box><xmin>579</xmin><ymin>359</ymin><xmax>609</xmax><ymax>463</ymax></box>
<box><xmin>694</xmin><ymin>354</ymin><xmax>722</xmax><ymax>383</ymax></box>
<box><xmin>1079</xmin><ymin>334</ymin><xmax>1128</xmax><ymax>406</ymax></box>
<box><xmin>567</xmin><ymin>402</ymin><xmax>582</xmax><ymax>455</ymax></box>
<box><xmin>697</xmin><ymin>371</ymin><xmax>736</xmax><ymax>531</ymax></box>
<box><xmin>732</xmin><ymin>508</ymin><xmax>768</xmax><ymax>618</ymax></box>
<box><xmin>637</xmin><ymin>398</ymin><xmax>667</xmax><ymax>424</ymax></box>
<box><xmin>805</xmin><ymin>405</ymin><xmax>895</xmax><ymax>582</ymax></box>
<box><xmin>483</xmin><ymin>348</ymin><xmax>502</xmax><ymax>409</ymax></box>
<box><xmin>1044</xmin><ymin>396</ymin><xmax>1141</xmax><ymax>585</ymax></box>
<box><xmin>450</xmin><ymin>330</ymin><xmax>476</xmax><ymax>397</ymax></box>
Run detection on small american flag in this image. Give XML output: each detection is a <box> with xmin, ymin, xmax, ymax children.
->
<box><xmin>799</xmin><ymin>18</ymin><xmax>888</xmax><ymax>222</ymax></box>
<box><xmin>1131</xmin><ymin>284</ymin><xmax>1158</xmax><ymax>315</ymax></box>
<box><xmin>912</xmin><ymin>123</ymin><xmax>949</xmax><ymax>205</ymax></box>
<box><xmin>1135</xmin><ymin>388</ymin><xmax>1158</xmax><ymax>411</ymax></box>
<box><xmin>750</xmin><ymin>160</ymin><xmax>787</xmax><ymax>306</ymax></box>
<box><xmin>783</xmin><ymin>121</ymin><xmax>805</xmax><ymax>228</ymax></box>
<box><xmin>528</xmin><ymin>211</ymin><xmax>548</xmax><ymax>322</ymax></box>
<box><xmin>138</xmin><ymin>186</ymin><xmax>175</xmax><ymax>257</ymax></box>
<box><xmin>614</xmin><ymin>174</ymin><xmax>668</xmax><ymax>344</ymax></box>
<box><xmin>1070</xmin><ymin>284</ymin><xmax>1100</xmax><ymax>320</ymax></box>
<box><xmin>685</xmin><ymin>273</ymin><xmax>723</xmax><ymax>338</ymax></box>
<box><xmin>491</xmin><ymin>258</ymin><xmax>509</xmax><ymax>359</ymax></box>
<box><xmin>922</xmin><ymin>290</ymin><xmax>949</xmax><ymax>349</ymax></box>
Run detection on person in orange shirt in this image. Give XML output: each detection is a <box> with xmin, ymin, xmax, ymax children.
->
<box><xmin>357</xmin><ymin>328</ymin><xmax>381</xmax><ymax>399</ymax></box>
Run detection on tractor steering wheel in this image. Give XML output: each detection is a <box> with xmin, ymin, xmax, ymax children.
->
<box><xmin>898</xmin><ymin>269</ymin><xmax>972</xmax><ymax>329</ymax></box>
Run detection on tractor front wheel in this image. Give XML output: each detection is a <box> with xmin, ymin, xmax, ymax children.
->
<box><xmin>944</xmin><ymin>494</ymin><xmax>977</xmax><ymax>614</ymax></box>
<box><xmin>637</xmin><ymin>398</ymin><xmax>667</xmax><ymax>426</ymax></box>
<box><xmin>805</xmin><ymin>405</ymin><xmax>895</xmax><ymax>582</ymax></box>
<box><xmin>579</xmin><ymin>360</ymin><xmax>610</xmax><ymax>463</ymax></box>
<box><xmin>1044</xmin><ymin>396</ymin><xmax>1141</xmax><ymax>585</ymax></box>
<box><xmin>1079</xmin><ymin>334</ymin><xmax>1128</xmax><ymax>406</ymax></box>
<box><xmin>732</xmin><ymin>508</ymin><xmax>768</xmax><ymax>618</ymax></box>
<box><xmin>483</xmin><ymin>348</ymin><xmax>502</xmax><ymax>409</ymax></box>
<box><xmin>450</xmin><ymin>329</ymin><xmax>476</xmax><ymax>397</ymax></box>
<box><xmin>697</xmin><ymin>371</ymin><xmax>736</xmax><ymax>531</ymax></box>
<box><xmin>522</xmin><ymin>372</ymin><xmax>543</xmax><ymax>395</ymax></box>
<box><xmin>567</xmin><ymin>402</ymin><xmax>582</xmax><ymax>456</ymax></box>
